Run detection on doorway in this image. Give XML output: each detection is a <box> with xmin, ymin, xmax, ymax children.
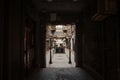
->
<box><xmin>45</xmin><ymin>24</ymin><xmax>76</xmax><ymax>68</ymax></box>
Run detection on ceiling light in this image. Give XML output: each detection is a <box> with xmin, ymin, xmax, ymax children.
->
<box><xmin>48</xmin><ymin>0</ymin><xmax>53</xmax><ymax>2</ymax></box>
<box><xmin>73</xmin><ymin>0</ymin><xmax>77</xmax><ymax>2</ymax></box>
<box><xmin>56</xmin><ymin>25</ymin><xmax>63</xmax><ymax>29</ymax></box>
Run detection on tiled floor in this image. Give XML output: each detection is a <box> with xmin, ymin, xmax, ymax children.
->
<box><xmin>46</xmin><ymin>48</ymin><xmax>76</xmax><ymax>68</ymax></box>
<box><xmin>26</xmin><ymin>68</ymin><xmax>95</xmax><ymax>80</ymax></box>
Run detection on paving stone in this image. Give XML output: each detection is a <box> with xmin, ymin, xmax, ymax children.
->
<box><xmin>26</xmin><ymin>68</ymin><xmax>95</xmax><ymax>80</ymax></box>
<box><xmin>46</xmin><ymin>48</ymin><xmax>76</xmax><ymax>68</ymax></box>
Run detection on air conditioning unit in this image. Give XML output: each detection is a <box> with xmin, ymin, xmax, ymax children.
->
<box><xmin>92</xmin><ymin>0</ymin><xmax>117</xmax><ymax>21</ymax></box>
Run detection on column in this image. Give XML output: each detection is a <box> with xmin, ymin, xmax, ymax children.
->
<box><xmin>68</xmin><ymin>38</ymin><xmax>72</xmax><ymax>64</ymax></box>
<box><xmin>75</xmin><ymin>22</ymin><xmax>83</xmax><ymax>67</ymax></box>
<box><xmin>39</xmin><ymin>23</ymin><xmax>46</xmax><ymax>68</ymax></box>
<box><xmin>49</xmin><ymin>38</ymin><xmax>52</xmax><ymax>64</ymax></box>
<box><xmin>35</xmin><ymin>21</ymin><xmax>41</xmax><ymax>68</ymax></box>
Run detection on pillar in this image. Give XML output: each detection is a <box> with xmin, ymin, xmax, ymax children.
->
<box><xmin>34</xmin><ymin>21</ymin><xmax>41</xmax><ymax>68</ymax></box>
<box><xmin>75</xmin><ymin>21</ymin><xmax>83</xmax><ymax>67</ymax></box>
<box><xmin>39</xmin><ymin>23</ymin><xmax>46</xmax><ymax>68</ymax></box>
<box><xmin>49</xmin><ymin>38</ymin><xmax>52</xmax><ymax>64</ymax></box>
<box><xmin>68</xmin><ymin>38</ymin><xmax>72</xmax><ymax>64</ymax></box>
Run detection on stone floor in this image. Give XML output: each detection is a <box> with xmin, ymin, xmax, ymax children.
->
<box><xmin>26</xmin><ymin>68</ymin><xmax>95</xmax><ymax>80</ymax></box>
<box><xmin>46</xmin><ymin>48</ymin><xmax>76</xmax><ymax>68</ymax></box>
<box><xmin>26</xmin><ymin>49</ymin><xmax>100</xmax><ymax>80</ymax></box>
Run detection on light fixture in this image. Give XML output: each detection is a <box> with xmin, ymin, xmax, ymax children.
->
<box><xmin>73</xmin><ymin>0</ymin><xmax>77</xmax><ymax>2</ymax></box>
<box><xmin>56</xmin><ymin>39</ymin><xmax>63</xmax><ymax>43</ymax></box>
<box><xmin>48</xmin><ymin>0</ymin><xmax>53</xmax><ymax>2</ymax></box>
<box><xmin>56</xmin><ymin>25</ymin><xmax>63</xmax><ymax>29</ymax></box>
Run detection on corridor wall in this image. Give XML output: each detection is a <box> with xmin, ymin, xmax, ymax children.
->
<box><xmin>75</xmin><ymin>1</ymin><xmax>119</xmax><ymax>80</ymax></box>
<box><xmin>0</xmin><ymin>0</ymin><xmax>4</xmax><ymax>80</ymax></box>
<box><xmin>0</xmin><ymin>0</ymin><xmax>25</xmax><ymax>80</ymax></box>
<box><xmin>80</xmin><ymin>10</ymin><xmax>119</xmax><ymax>80</ymax></box>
